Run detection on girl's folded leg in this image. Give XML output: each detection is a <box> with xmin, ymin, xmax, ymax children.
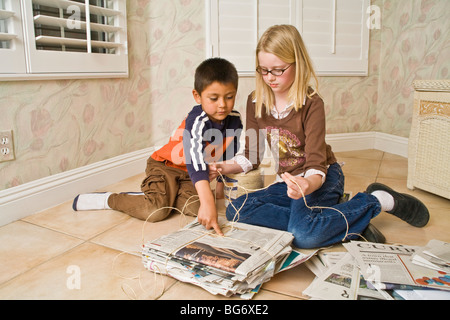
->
<box><xmin>288</xmin><ymin>192</ymin><xmax>382</xmax><ymax>249</ymax></box>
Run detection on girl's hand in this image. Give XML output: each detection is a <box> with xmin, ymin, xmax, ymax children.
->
<box><xmin>210</xmin><ymin>161</ymin><xmax>244</xmax><ymax>179</ymax></box>
<box><xmin>281</xmin><ymin>172</ymin><xmax>310</xmax><ymax>200</ymax></box>
<box><xmin>208</xmin><ymin>163</ymin><xmax>222</xmax><ymax>181</ymax></box>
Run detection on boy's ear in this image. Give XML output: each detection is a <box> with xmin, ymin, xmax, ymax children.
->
<box><xmin>192</xmin><ymin>89</ymin><xmax>202</xmax><ymax>104</ymax></box>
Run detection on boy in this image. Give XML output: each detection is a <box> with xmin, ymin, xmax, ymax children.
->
<box><xmin>73</xmin><ymin>58</ymin><xmax>242</xmax><ymax>236</ymax></box>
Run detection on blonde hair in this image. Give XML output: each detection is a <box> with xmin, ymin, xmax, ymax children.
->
<box><xmin>254</xmin><ymin>25</ymin><xmax>319</xmax><ymax>118</ymax></box>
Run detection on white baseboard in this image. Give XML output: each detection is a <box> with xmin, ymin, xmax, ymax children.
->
<box><xmin>0</xmin><ymin>132</ymin><xmax>408</xmax><ymax>227</ymax></box>
<box><xmin>0</xmin><ymin>147</ymin><xmax>154</xmax><ymax>227</ymax></box>
<box><xmin>326</xmin><ymin>131</ymin><xmax>408</xmax><ymax>158</ymax></box>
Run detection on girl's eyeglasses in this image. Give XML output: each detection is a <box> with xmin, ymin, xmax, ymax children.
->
<box><xmin>256</xmin><ymin>64</ymin><xmax>292</xmax><ymax>76</ymax></box>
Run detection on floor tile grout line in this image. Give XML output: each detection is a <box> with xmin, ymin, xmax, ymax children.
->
<box><xmin>18</xmin><ymin>218</ymin><xmax>87</xmax><ymax>242</ymax></box>
<box><xmin>374</xmin><ymin>152</ymin><xmax>385</xmax><ymax>182</ymax></box>
<box><xmin>0</xmin><ymin>240</ymin><xmax>86</xmax><ymax>290</ymax></box>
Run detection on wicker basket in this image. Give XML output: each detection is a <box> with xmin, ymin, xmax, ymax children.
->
<box><xmin>407</xmin><ymin>80</ymin><xmax>450</xmax><ymax>199</ymax></box>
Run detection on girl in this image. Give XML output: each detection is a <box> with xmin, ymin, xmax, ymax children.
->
<box><xmin>215</xmin><ymin>25</ymin><xmax>429</xmax><ymax>249</ymax></box>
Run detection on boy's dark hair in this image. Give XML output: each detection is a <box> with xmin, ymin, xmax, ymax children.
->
<box><xmin>194</xmin><ymin>58</ymin><xmax>239</xmax><ymax>94</ymax></box>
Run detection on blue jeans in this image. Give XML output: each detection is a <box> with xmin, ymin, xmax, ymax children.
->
<box><xmin>225</xmin><ymin>163</ymin><xmax>382</xmax><ymax>248</ymax></box>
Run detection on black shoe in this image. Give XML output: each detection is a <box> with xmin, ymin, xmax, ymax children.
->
<box><xmin>360</xmin><ymin>223</ymin><xmax>386</xmax><ymax>243</ymax></box>
<box><xmin>366</xmin><ymin>183</ymin><xmax>430</xmax><ymax>228</ymax></box>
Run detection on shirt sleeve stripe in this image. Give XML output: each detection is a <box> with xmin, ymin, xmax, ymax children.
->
<box><xmin>189</xmin><ymin>112</ymin><xmax>208</xmax><ymax>171</ymax></box>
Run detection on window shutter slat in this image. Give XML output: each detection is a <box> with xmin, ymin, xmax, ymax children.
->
<box><xmin>0</xmin><ymin>31</ymin><xmax>17</xmax><ymax>41</ymax></box>
<box><xmin>0</xmin><ymin>9</ymin><xmax>14</xmax><ymax>19</ymax></box>
<box><xmin>35</xmin><ymin>35</ymin><xmax>86</xmax><ymax>47</ymax></box>
<box><xmin>34</xmin><ymin>15</ymin><xmax>122</xmax><ymax>34</ymax></box>
<box><xmin>32</xmin><ymin>0</ymin><xmax>120</xmax><ymax>17</ymax></box>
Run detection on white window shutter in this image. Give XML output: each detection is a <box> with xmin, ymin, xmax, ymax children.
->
<box><xmin>301</xmin><ymin>0</ymin><xmax>369</xmax><ymax>76</ymax></box>
<box><xmin>210</xmin><ymin>0</ymin><xmax>257</xmax><ymax>75</ymax></box>
<box><xmin>209</xmin><ymin>0</ymin><xmax>297</xmax><ymax>76</ymax></box>
<box><xmin>207</xmin><ymin>0</ymin><xmax>370</xmax><ymax>76</ymax></box>
<box><xmin>0</xmin><ymin>0</ymin><xmax>27</xmax><ymax>74</ymax></box>
<box><xmin>22</xmin><ymin>0</ymin><xmax>128</xmax><ymax>75</ymax></box>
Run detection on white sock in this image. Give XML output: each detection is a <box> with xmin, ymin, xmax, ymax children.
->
<box><xmin>371</xmin><ymin>190</ymin><xmax>395</xmax><ymax>212</ymax></box>
<box><xmin>73</xmin><ymin>192</ymin><xmax>112</xmax><ymax>211</ymax></box>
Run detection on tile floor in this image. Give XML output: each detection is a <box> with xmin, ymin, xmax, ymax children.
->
<box><xmin>0</xmin><ymin>150</ymin><xmax>449</xmax><ymax>300</ymax></box>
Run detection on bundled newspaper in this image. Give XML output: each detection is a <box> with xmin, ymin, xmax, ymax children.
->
<box><xmin>142</xmin><ymin>218</ymin><xmax>297</xmax><ymax>297</ymax></box>
<box><xmin>304</xmin><ymin>240</ymin><xmax>450</xmax><ymax>300</ymax></box>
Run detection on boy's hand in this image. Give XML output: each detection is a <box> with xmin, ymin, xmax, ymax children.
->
<box><xmin>197</xmin><ymin>202</ymin><xmax>223</xmax><ymax>236</ymax></box>
<box><xmin>194</xmin><ymin>180</ymin><xmax>224</xmax><ymax>236</ymax></box>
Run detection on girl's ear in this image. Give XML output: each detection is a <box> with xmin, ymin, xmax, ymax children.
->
<box><xmin>192</xmin><ymin>89</ymin><xmax>202</xmax><ymax>104</ymax></box>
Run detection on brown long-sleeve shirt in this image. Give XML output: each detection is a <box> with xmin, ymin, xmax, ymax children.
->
<box><xmin>244</xmin><ymin>92</ymin><xmax>337</xmax><ymax>177</ymax></box>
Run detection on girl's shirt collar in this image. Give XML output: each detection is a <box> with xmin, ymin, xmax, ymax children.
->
<box><xmin>253</xmin><ymin>97</ymin><xmax>306</xmax><ymax>120</ymax></box>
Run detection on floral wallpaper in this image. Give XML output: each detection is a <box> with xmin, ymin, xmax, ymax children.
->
<box><xmin>0</xmin><ymin>0</ymin><xmax>449</xmax><ymax>191</ymax></box>
<box><xmin>375</xmin><ymin>0</ymin><xmax>449</xmax><ymax>136</ymax></box>
<box><xmin>319</xmin><ymin>0</ymin><xmax>450</xmax><ymax>136</ymax></box>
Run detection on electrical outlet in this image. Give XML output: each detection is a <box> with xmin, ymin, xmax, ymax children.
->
<box><xmin>0</xmin><ymin>130</ymin><xmax>15</xmax><ymax>162</ymax></box>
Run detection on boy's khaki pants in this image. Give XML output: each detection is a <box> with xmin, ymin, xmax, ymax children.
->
<box><xmin>108</xmin><ymin>157</ymin><xmax>199</xmax><ymax>221</ymax></box>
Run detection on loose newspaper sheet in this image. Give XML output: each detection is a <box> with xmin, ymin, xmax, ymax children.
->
<box><xmin>304</xmin><ymin>240</ymin><xmax>450</xmax><ymax>300</ymax></box>
<box><xmin>344</xmin><ymin>241</ymin><xmax>450</xmax><ymax>291</ymax></box>
<box><xmin>412</xmin><ymin>239</ymin><xmax>450</xmax><ymax>273</ymax></box>
<box><xmin>303</xmin><ymin>253</ymin><xmax>361</xmax><ymax>300</ymax></box>
<box><xmin>142</xmin><ymin>217</ymin><xmax>295</xmax><ymax>297</ymax></box>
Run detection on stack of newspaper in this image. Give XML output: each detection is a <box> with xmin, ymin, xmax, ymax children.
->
<box><xmin>142</xmin><ymin>218</ymin><xmax>302</xmax><ymax>297</ymax></box>
<box><xmin>303</xmin><ymin>240</ymin><xmax>450</xmax><ymax>300</ymax></box>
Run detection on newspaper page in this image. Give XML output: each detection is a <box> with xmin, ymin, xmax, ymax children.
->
<box><xmin>305</xmin><ymin>252</ymin><xmax>347</xmax><ymax>277</ymax></box>
<box><xmin>413</xmin><ymin>239</ymin><xmax>450</xmax><ymax>273</ymax></box>
<box><xmin>278</xmin><ymin>248</ymin><xmax>318</xmax><ymax>273</ymax></box>
<box><xmin>423</xmin><ymin>239</ymin><xmax>450</xmax><ymax>262</ymax></box>
<box><xmin>344</xmin><ymin>241</ymin><xmax>418</xmax><ymax>285</ymax></box>
<box><xmin>303</xmin><ymin>253</ymin><xmax>360</xmax><ymax>300</ymax></box>
<box><xmin>344</xmin><ymin>241</ymin><xmax>450</xmax><ymax>291</ymax></box>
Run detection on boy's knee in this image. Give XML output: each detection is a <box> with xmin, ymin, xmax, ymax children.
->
<box><xmin>139</xmin><ymin>207</ymin><xmax>172</xmax><ymax>222</ymax></box>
